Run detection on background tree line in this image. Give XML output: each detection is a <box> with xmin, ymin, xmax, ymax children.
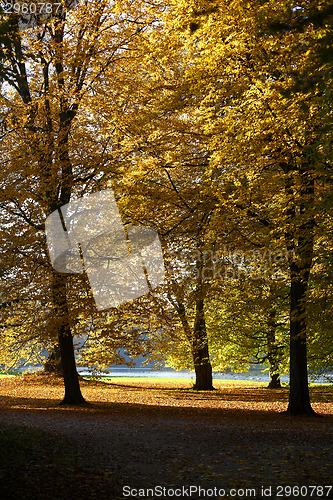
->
<box><xmin>0</xmin><ymin>0</ymin><xmax>332</xmax><ymax>415</ymax></box>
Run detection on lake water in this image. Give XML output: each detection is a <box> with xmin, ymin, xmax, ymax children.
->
<box><xmin>13</xmin><ymin>363</ymin><xmax>332</xmax><ymax>384</ymax></box>
<box><xmin>77</xmin><ymin>366</ymin><xmax>332</xmax><ymax>384</ymax></box>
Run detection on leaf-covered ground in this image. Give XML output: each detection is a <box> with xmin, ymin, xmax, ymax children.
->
<box><xmin>0</xmin><ymin>423</ymin><xmax>119</xmax><ymax>499</ymax></box>
<box><xmin>0</xmin><ymin>374</ymin><xmax>332</xmax><ymax>499</ymax></box>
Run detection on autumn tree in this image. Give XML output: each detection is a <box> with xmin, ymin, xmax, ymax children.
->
<box><xmin>1</xmin><ymin>0</ymin><xmax>331</xmax><ymax>409</ymax></box>
<box><xmin>79</xmin><ymin>1</ymin><xmax>220</xmax><ymax>389</ymax></box>
<box><xmin>171</xmin><ymin>0</ymin><xmax>332</xmax><ymax>414</ymax></box>
<box><xmin>0</xmin><ymin>0</ymin><xmax>158</xmax><ymax>403</ymax></box>
<box><xmin>86</xmin><ymin>0</ymin><xmax>333</xmax><ymax>396</ymax></box>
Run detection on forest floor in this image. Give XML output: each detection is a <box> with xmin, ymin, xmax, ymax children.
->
<box><xmin>0</xmin><ymin>374</ymin><xmax>332</xmax><ymax>500</ymax></box>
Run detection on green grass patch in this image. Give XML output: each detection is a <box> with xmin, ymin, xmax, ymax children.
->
<box><xmin>83</xmin><ymin>375</ymin><xmax>269</xmax><ymax>388</ymax></box>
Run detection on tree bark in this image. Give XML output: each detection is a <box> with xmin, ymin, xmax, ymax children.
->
<box><xmin>266</xmin><ymin>309</ymin><xmax>282</xmax><ymax>389</ymax></box>
<box><xmin>43</xmin><ymin>345</ymin><xmax>63</xmax><ymax>375</ymax></box>
<box><xmin>192</xmin><ymin>289</ymin><xmax>214</xmax><ymax>391</ymax></box>
<box><xmin>283</xmin><ymin>161</ymin><xmax>316</xmax><ymax>415</ymax></box>
<box><xmin>174</xmin><ymin>274</ymin><xmax>214</xmax><ymax>391</ymax></box>
<box><xmin>287</xmin><ymin>279</ymin><xmax>315</xmax><ymax>415</ymax></box>
<box><xmin>52</xmin><ymin>272</ymin><xmax>86</xmax><ymax>405</ymax></box>
<box><xmin>268</xmin><ymin>372</ymin><xmax>281</xmax><ymax>389</ymax></box>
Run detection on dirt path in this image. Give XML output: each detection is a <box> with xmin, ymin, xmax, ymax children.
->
<box><xmin>0</xmin><ymin>376</ymin><xmax>332</xmax><ymax>499</ymax></box>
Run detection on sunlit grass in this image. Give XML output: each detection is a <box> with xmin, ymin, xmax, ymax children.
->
<box><xmin>83</xmin><ymin>375</ymin><xmax>270</xmax><ymax>389</ymax></box>
<box><xmin>0</xmin><ymin>373</ymin><xmax>331</xmax><ymax>417</ymax></box>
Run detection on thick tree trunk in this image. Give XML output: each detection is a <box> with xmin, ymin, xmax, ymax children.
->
<box><xmin>44</xmin><ymin>345</ymin><xmax>63</xmax><ymax>374</ymax></box>
<box><xmin>193</xmin><ymin>356</ymin><xmax>213</xmax><ymax>390</ymax></box>
<box><xmin>192</xmin><ymin>295</ymin><xmax>214</xmax><ymax>391</ymax></box>
<box><xmin>287</xmin><ymin>280</ymin><xmax>315</xmax><ymax>415</ymax></box>
<box><xmin>58</xmin><ymin>328</ymin><xmax>85</xmax><ymax>405</ymax></box>
<box><xmin>52</xmin><ymin>272</ymin><xmax>86</xmax><ymax>405</ymax></box>
<box><xmin>174</xmin><ymin>263</ymin><xmax>214</xmax><ymax>391</ymax></box>
<box><xmin>268</xmin><ymin>372</ymin><xmax>281</xmax><ymax>389</ymax></box>
<box><xmin>283</xmin><ymin>161</ymin><xmax>316</xmax><ymax>415</ymax></box>
<box><xmin>266</xmin><ymin>309</ymin><xmax>282</xmax><ymax>389</ymax></box>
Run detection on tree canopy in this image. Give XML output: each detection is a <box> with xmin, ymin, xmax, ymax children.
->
<box><xmin>0</xmin><ymin>0</ymin><xmax>332</xmax><ymax>413</ymax></box>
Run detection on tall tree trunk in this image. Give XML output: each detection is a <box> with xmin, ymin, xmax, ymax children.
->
<box><xmin>173</xmin><ymin>280</ymin><xmax>214</xmax><ymax>390</ymax></box>
<box><xmin>192</xmin><ymin>295</ymin><xmax>214</xmax><ymax>390</ymax></box>
<box><xmin>43</xmin><ymin>345</ymin><xmax>63</xmax><ymax>375</ymax></box>
<box><xmin>266</xmin><ymin>309</ymin><xmax>282</xmax><ymax>389</ymax></box>
<box><xmin>268</xmin><ymin>373</ymin><xmax>281</xmax><ymax>389</ymax></box>
<box><xmin>192</xmin><ymin>258</ymin><xmax>214</xmax><ymax>391</ymax></box>
<box><xmin>192</xmin><ymin>326</ymin><xmax>214</xmax><ymax>391</ymax></box>
<box><xmin>283</xmin><ymin>161</ymin><xmax>316</xmax><ymax>415</ymax></box>
<box><xmin>52</xmin><ymin>272</ymin><xmax>85</xmax><ymax>405</ymax></box>
<box><xmin>287</xmin><ymin>279</ymin><xmax>315</xmax><ymax>415</ymax></box>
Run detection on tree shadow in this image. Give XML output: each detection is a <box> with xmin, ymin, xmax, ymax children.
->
<box><xmin>1</xmin><ymin>393</ymin><xmax>333</xmax><ymax>425</ymax></box>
